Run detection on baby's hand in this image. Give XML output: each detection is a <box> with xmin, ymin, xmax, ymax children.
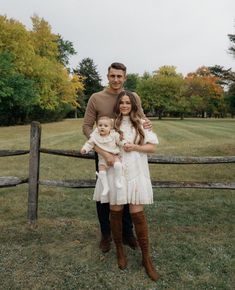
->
<box><xmin>80</xmin><ymin>148</ymin><xmax>87</xmax><ymax>154</ymax></box>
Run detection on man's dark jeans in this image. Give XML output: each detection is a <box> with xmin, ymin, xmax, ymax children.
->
<box><xmin>96</xmin><ymin>201</ymin><xmax>134</xmax><ymax>237</ymax></box>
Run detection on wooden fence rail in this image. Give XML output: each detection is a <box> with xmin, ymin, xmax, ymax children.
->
<box><xmin>0</xmin><ymin>121</ymin><xmax>235</xmax><ymax>224</ymax></box>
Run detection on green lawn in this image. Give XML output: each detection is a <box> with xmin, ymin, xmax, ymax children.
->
<box><xmin>0</xmin><ymin>118</ymin><xmax>234</xmax><ymax>289</ymax></box>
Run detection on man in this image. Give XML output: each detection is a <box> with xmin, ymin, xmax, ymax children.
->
<box><xmin>82</xmin><ymin>62</ymin><xmax>147</xmax><ymax>252</ymax></box>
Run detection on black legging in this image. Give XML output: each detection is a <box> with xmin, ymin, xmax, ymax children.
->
<box><xmin>95</xmin><ymin>153</ymin><xmax>133</xmax><ymax>237</ymax></box>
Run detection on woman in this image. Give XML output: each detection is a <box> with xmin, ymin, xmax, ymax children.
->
<box><xmin>93</xmin><ymin>90</ymin><xmax>159</xmax><ymax>281</ymax></box>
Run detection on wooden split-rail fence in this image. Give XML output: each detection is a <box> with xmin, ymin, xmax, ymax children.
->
<box><xmin>1</xmin><ymin>121</ymin><xmax>235</xmax><ymax>225</ymax></box>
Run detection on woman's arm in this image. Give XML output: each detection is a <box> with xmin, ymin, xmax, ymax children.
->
<box><xmin>123</xmin><ymin>143</ymin><xmax>156</xmax><ymax>154</ymax></box>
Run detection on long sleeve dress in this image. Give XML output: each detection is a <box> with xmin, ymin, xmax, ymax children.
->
<box><xmin>93</xmin><ymin>116</ymin><xmax>159</xmax><ymax>205</ymax></box>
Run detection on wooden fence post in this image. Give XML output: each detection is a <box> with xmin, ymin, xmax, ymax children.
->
<box><xmin>28</xmin><ymin>121</ymin><xmax>41</xmax><ymax>225</ymax></box>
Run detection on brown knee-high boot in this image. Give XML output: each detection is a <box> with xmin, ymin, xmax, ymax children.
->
<box><xmin>131</xmin><ymin>211</ymin><xmax>159</xmax><ymax>281</ymax></box>
<box><xmin>110</xmin><ymin>210</ymin><xmax>127</xmax><ymax>270</ymax></box>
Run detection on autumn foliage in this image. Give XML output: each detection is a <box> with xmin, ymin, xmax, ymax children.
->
<box><xmin>0</xmin><ymin>15</ymin><xmax>83</xmax><ymax>125</ymax></box>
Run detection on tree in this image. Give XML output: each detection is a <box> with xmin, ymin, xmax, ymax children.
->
<box><xmin>137</xmin><ymin>66</ymin><xmax>184</xmax><ymax>119</ymax></box>
<box><xmin>57</xmin><ymin>35</ymin><xmax>77</xmax><ymax>67</ymax></box>
<box><xmin>184</xmin><ymin>67</ymin><xmax>224</xmax><ymax>117</ymax></box>
<box><xmin>0</xmin><ymin>51</ymin><xmax>39</xmax><ymax>125</ymax></box>
<box><xmin>125</xmin><ymin>73</ymin><xmax>139</xmax><ymax>91</ymax></box>
<box><xmin>228</xmin><ymin>32</ymin><xmax>235</xmax><ymax>57</ymax></box>
<box><xmin>154</xmin><ymin>65</ymin><xmax>182</xmax><ymax>77</ymax></box>
<box><xmin>74</xmin><ymin>58</ymin><xmax>103</xmax><ymax>114</ymax></box>
<box><xmin>0</xmin><ymin>15</ymin><xmax>35</xmax><ymax>75</ymax></box>
<box><xmin>209</xmin><ymin>65</ymin><xmax>235</xmax><ymax>86</ymax></box>
<box><xmin>226</xmin><ymin>83</ymin><xmax>235</xmax><ymax>117</ymax></box>
<box><xmin>0</xmin><ymin>15</ymin><xmax>84</xmax><ymax>124</ymax></box>
<box><xmin>30</xmin><ymin>14</ymin><xmax>59</xmax><ymax>60</ymax></box>
<box><xmin>226</xmin><ymin>29</ymin><xmax>235</xmax><ymax>116</ymax></box>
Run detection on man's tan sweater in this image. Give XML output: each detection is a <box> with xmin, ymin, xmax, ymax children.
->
<box><xmin>82</xmin><ymin>88</ymin><xmax>143</xmax><ymax>138</ymax></box>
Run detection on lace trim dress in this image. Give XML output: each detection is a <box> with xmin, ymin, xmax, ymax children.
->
<box><xmin>93</xmin><ymin>116</ymin><xmax>159</xmax><ymax>205</ymax></box>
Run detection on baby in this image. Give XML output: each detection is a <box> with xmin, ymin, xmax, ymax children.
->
<box><xmin>80</xmin><ymin>116</ymin><xmax>126</xmax><ymax>196</ymax></box>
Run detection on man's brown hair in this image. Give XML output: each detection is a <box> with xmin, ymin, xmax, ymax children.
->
<box><xmin>108</xmin><ymin>62</ymin><xmax>127</xmax><ymax>73</ymax></box>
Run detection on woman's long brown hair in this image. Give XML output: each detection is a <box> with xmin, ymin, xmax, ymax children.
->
<box><xmin>114</xmin><ymin>90</ymin><xmax>145</xmax><ymax>145</ymax></box>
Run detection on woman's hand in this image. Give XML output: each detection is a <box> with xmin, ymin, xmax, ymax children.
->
<box><xmin>124</xmin><ymin>142</ymin><xmax>156</xmax><ymax>153</ymax></box>
<box><xmin>123</xmin><ymin>143</ymin><xmax>138</xmax><ymax>152</ymax></box>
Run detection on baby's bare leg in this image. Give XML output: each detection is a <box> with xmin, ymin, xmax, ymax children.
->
<box><xmin>113</xmin><ymin>156</ymin><xmax>121</xmax><ymax>163</ymax></box>
<box><xmin>99</xmin><ymin>164</ymin><xmax>107</xmax><ymax>172</ymax></box>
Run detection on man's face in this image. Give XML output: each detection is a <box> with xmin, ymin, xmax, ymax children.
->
<box><xmin>107</xmin><ymin>68</ymin><xmax>126</xmax><ymax>93</ymax></box>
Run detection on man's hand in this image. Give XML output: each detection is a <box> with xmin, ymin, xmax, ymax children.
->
<box><xmin>123</xmin><ymin>143</ymin><xmax>138</xmax><ymax>152</ymax></box>
<box><xmin>94</xmin><ymin>145</ymin><xmax>116</xmax><ymax>166</ymax></box>
<box><xmin>143</xmin><ymin>118</ymin><xmax>152</xmax><ymax>130</ymax></box>
<box><xmin>80</xmin><ymin>148</ymin><xmax>87</xmax><ymax>154</ymax></box>
<box><xmin>103</xmin><ymin>152</ymin><xmax>116</xmax><ymax>166</ymax></box>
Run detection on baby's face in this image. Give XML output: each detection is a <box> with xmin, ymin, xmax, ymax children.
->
<box><xmin>97</xmin><ymin>119</ymin><xmax>112</xmax><ymax>136</ymax></box>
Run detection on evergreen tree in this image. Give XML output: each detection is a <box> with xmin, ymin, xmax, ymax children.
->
<box><xmin>228</xmin><ymin>32</ymin><xmax>235</xmax><ymax>58</ymax></box>
<box><xmin>74</xmin><ymin>58</ymin><xmax>103</xmax><ymax>105</ymax></box>
<box><xmin>57</xmin><ymin>35</ymin><xmax>76</xmax><ymax>67</ymax></box>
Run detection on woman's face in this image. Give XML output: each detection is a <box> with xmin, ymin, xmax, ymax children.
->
<box><xmin>119</xmin><ymin>95</ymin><xmax>132</xmax><ymax>116</ymax></box>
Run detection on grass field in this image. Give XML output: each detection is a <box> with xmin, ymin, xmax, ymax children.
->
<box><xmin>0</xmin><ymin>118</ymin><xmax>235</xmax><ymax>290</ymax></box>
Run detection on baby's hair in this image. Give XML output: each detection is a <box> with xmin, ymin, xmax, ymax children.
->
<box><xmin>97</xmin><ymin>116</ymin><xmax>114</xmax><ymax>127</ymax></box>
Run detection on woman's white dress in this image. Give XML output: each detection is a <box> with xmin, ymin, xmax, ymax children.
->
<box><xmin>93</xmin><ymin>116</ymin><xmax>159</xmax><ymax>205</ymax></box>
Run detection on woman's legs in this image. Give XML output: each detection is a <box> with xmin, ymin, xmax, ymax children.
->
<box><xmin>110</xmin><ymin>205</ymin><xmax>127</xmax><ymax>269</ymax></box>
<box><xmin>130</xmin><ymin>204</ymin><xmax>160</xmax><ymax>282</ymax></box>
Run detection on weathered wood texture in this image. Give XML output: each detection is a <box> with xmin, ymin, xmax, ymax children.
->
<box><xmin>0</xmin><ymin>176</ymin><xmax>28</xmax><ymax>187</ymax></box>
<box><xmin>40</xmin><ymin>148</ymin><xmax>95</xmax><ymax>159</ymax></box>
<box><xmin>0</xmin><ymin>150</ymin><xmax>29</xmax><ymax>157</ymax></box>
<box><xmin>39</xmin><ymin>179</ymin><xmax>235</xmax><ymax>190</ymax></box>
<box><xmin>151</xmin><ymin>181</ymin><xmax>235</xmax><ymax>189</ymax></box>
<box><xmin>28</xmin><ymin>121</ymin><xmax>41</xmax><ymax>223</ymax></box>
<box><xmin>148</xmin><ymin>155</ymin><xmax>235</xmax><ymax>164</ymax></box>
<box><xmin>39</xmin><ymin>179</ymin><xmax>96</xmax><ymax>188</ymax></box>
<box><xmin>40</xmin><ymin>149</ymin><xmax>235</xmax><ymax>164</ymax></box>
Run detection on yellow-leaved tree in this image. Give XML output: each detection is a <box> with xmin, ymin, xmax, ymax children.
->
<box><xmin>0</xmin><ymin>14</ymin><xmax>83</xmax><ymax>124</ymax></box>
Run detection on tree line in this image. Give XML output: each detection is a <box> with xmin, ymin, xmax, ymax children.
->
<box><xmin>0</xmin><ymin>15</ymin><xmax>234</xmax><ymax>125</ymax></box>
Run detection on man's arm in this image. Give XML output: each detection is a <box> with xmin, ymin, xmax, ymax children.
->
<box><xmin>82</xmin><ymin>96</ymin><xmax>97</xmax><ymax>138</ymax></box>
<box><xmin>94</xmin><ymin>145</ymin><xmax>116</xmax><ymax>166</ymax></box>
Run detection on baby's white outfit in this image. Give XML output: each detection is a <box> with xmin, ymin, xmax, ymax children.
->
<box><xmin>81</xmin><ymin>128</ymin><xmax>126</xmax><ymax>166</ymax></box>
<box><xmin>93</xmin><ymin>116</ymin><xmax>159</xmax><ymax>205</ymax></box>
<box><xmin>81</xmin><ymin>128</ymin><xmax>126</xmax><ymax>195</ymax></box>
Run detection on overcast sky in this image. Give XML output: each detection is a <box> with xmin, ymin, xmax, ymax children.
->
<box><xmin>1</xmin><ymin>0</ymin><xmax>235</xmax><ymax>84</ymax></box>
